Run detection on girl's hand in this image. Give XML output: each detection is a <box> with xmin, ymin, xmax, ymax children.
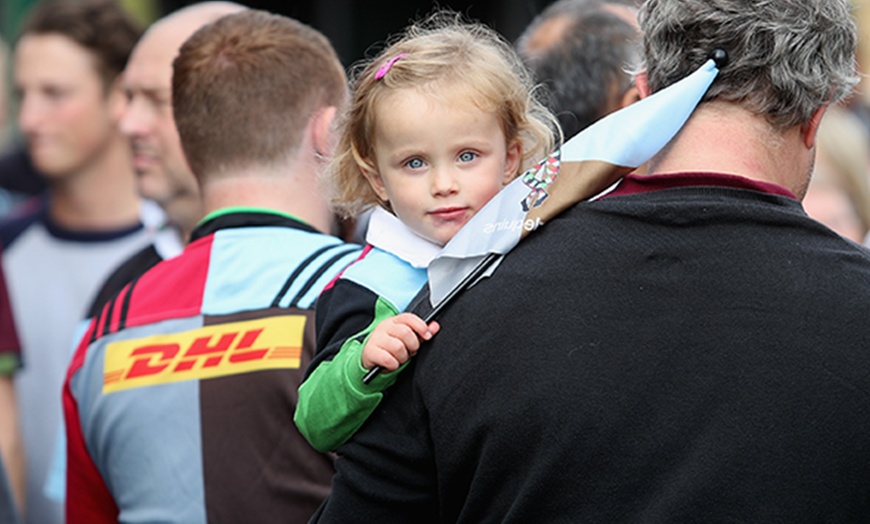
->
<box><xmin>361</xmin><ymin>313</ymin><xmax>440</xmax><ymax>371</ymax></box>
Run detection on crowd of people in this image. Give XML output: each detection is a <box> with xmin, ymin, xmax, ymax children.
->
<box><xmin>1</xmin><ymin>0</ymin><xmax>870</xmax><ymax>522</ymax></box>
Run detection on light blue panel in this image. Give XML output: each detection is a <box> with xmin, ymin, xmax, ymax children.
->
<box><xmin>202</xmin><ymin>227</ymin><xmax>360</xmax><ymax>313</ymax></box>
<box><xmin>70</xmin><ymin>316</ymin><xmax>207</xmax><ymax>524</ymax></box>
<box><xmin>292</xmin><ymin>246</ymin><xmax>363</xmax><ymax>309</ymax></box>
<box><xmin>342</xmin><ymin>246</ymin><xmax>428</xmax><ymax>311</ymax></box>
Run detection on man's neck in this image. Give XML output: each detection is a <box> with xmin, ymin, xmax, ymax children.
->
<box><xmin>201</xmin><ymin>162</ymin><xmax>334</xmax><ymax>235</ymax></box>
<box><xmin>646</xmin><ymin>102</ymin><xmax>813</xmax><ymax>198</ymax></box>
<box><xmin>48</xmin><ymin>133</ymin><xmax>141</xmax><ymax>231</ymax></box>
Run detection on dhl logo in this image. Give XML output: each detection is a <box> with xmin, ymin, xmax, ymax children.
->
<box><xmin>103</xmin><ymin>315</ymin><xmax>305</xmax><ymax>393</ymax></box>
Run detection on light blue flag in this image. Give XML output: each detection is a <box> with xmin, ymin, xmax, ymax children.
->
<box><xmin>427</xmin><ymin>58</ymin><xmax>720</xmax><ymax>305</ymax></box>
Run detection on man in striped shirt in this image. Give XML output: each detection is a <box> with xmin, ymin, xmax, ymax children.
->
<box><xmin>64</xmin><ymin>10</ymin><xmax>361</xmax><ymax>523</ymax></box>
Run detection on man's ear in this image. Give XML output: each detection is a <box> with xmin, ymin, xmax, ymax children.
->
<box><xmin>634</xmin><ymin>71</ymin><xmax>650</xmax><ymax>100</ymax></box>
<box><xmin>107</xmin><ymin>76</ymin><xmax>127</xmax><ymax>121</ymax></box>
<box><xmin>361</xmin><ymin>166</ymin><xmax>389</xmax><ymax>202</ymax></box>
<box><xmin>619</xmin><ymin>85</ymin><xmax>641</xmax><ymax>109</ymax></box>
<box><xmin>312</xmin><ymin>106</ymin><xmax>338</xmax><ymax>159</ymax></box>
<box><xmin>503</xmin><ymin>140</ymin><xmax>522</xmax><ymax>185</ymax></box>
<box><xmin>801</xmin><ymin>104</ymin><xmax>828</xmax><ymax>150</ymax></box>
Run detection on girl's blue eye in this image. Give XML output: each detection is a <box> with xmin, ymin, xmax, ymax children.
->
<box><xmin>459</xmin><ymin>151</ymin><xmax>477</xmax><ymax>163</ymax></box>
<box><xmin>407</xmin><ymin>158</ymin><xmax>425</xmax><ymax>169</ymax></box>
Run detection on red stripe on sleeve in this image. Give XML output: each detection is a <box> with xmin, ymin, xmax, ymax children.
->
<box><xmin>64</xmin><ymin>321</ymin><xmax>119</xmax><ymax>523</ymax></box>
<box><xmin>321</xmin><ymin>244</ymin><xmax>372</xmax><ymax>293</ymax></box>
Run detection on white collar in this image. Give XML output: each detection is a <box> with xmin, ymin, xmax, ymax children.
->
<box><xmin>365</xmin><ymin>207</ymin><xmax>442</xmax><ymax>269</ymax></box>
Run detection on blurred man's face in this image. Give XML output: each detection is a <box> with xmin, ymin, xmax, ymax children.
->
<box><xmin>803</xmin><ymin>181</ymin><xmax>865</xmax><ymax>243</ymax></box>
<box><xmin>119</xmin><ymin>28</ymin><xmax>200</xmax><ymax>230</ymax></box>
<box><xmin>15</xmin><ymin>33</ymin><xmax>119</xmax><ymax>178</ymax></box>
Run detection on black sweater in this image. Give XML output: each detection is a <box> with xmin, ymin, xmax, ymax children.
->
<box><xmin>313</xmin><ymin>174</ymin><xmax>870</xmax><ymax>523</ymax></box>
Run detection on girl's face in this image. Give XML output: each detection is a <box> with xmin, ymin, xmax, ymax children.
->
<box><xmin>363</xmin><ymin>87</ymin><xmax>521</xmax><ymax>246</ymax></box>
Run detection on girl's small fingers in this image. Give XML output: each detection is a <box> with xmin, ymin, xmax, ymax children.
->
<box><xmin>371</xmin><ymin>351</ymin><xmax>402</xmax><ymax>371</ymax></box>
<box><xmin>394</xmin><ymin>313</ymin><xmax>430</xmax><ymax>337</ymax></box>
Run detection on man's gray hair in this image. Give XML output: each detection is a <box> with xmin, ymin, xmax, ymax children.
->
<box><xmin>639</xmin><ymin>0</ymin><xmax>859</xmax><ymax>129</ymax></box>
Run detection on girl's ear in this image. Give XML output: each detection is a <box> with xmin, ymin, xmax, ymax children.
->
<box><xmin>503</xmin><ymin>140</ymin><xmax>522</xmax><ymax>185</ymax></box>
<box><xmin>362</xmin><ymin>166</ymin><xmax>389</xmax><ymax>202</ymax></box>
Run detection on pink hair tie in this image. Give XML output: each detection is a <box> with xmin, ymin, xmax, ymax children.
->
<box><xmin>375</xmin><ymin>53</ymin><xmax>408</xmax><ymax>80</ymax></box>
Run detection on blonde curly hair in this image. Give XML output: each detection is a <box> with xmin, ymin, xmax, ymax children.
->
<box><xmin>323</xmin><ymin>10</ymin><xmax>560</xmax><ymax>218</ymax></box>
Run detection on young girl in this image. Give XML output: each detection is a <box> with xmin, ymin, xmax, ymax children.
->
<box><xmin>294</xmin><ymin>12</ymin><xmax>558</xmax><ymax>452</ymax></box>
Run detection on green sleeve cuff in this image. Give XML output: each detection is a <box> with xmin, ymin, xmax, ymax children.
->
<box><xmin>295</xmin><ymin>337</ymin><xmax>392</xmax><ymax>451</ymax></box>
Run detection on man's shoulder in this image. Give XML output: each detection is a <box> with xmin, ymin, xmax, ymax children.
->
<box><xmin>87</xmin><ymin>227</ymin><xmax>360</xmax><ymax>340</ymax></box>
<box><xmin>204</xmin><ymin>227</ymin><xmax>363</xmax><ymax>311</ymax></box>
<box><xmin>0</xmin><ymin>196</ymin><xmax>45</xmax><ymax>249</ymax></box>
<box><xmin>84</xmin><ymin>241</ymin><xmax>210</xmax><ymax>344</ymax></box>
<box><xmin>85</xmin><ymin>245</ymin><xmax>164</xmax><ymax>319</ymax></box>
<box><xmin>0</xmin><ymin>196</ymin><xmax>155</xmax><ymax>258</ymax></box>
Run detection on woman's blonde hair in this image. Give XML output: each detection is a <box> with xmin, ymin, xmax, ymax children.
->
<box><xmin>324</xmin><ymin>11</ymin><xmax>560</xmax><ymax>218</ymax></box>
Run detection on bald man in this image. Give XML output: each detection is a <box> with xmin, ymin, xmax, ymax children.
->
<box><xmin>85</xmin><ymin>2</ymin><xmax>248</xmax><ymax>316</ymax></box>
<box><xmin>122</xmin><ymin>2</ymin><xmax>246</xmax><ymax>243</ymax></box>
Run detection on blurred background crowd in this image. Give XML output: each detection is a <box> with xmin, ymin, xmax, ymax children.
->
<box><xmin>2</xmin><ymin>0</ymin><xmax>870</xmax><ymax>239</ymax></box>
<box><xmin>1</xmin><ymin>1</ymin><xmax>870</xmax><ymax>523</ymax></box>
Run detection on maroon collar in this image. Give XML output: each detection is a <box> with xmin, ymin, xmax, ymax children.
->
<box><xmin>600</xmin><ymin>172</ymin><xmax>797</xmax><ymax>200</ymax></box>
